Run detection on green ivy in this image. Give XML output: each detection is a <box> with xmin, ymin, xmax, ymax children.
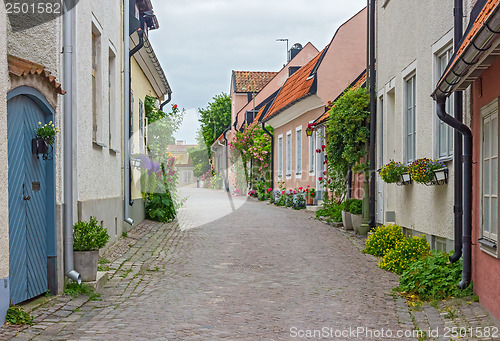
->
<box><xmin>325</xmin><ymin>86</ymin><xmax>370</xmax><ymax>172</ymax></box>
<box><xmin>398</xmin><ymin>252</ymin><xmax>473</xmax><ymax>301</ymax></box>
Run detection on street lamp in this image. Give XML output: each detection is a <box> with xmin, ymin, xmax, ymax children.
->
<box><xmin>306</xmin><ymin>123</ymin><xmax>315</xmax><ymax>137</ymax></box>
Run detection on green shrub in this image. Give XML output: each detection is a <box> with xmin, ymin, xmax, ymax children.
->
<box><xmin>363</xmin><ymin>224</ymin><xmax>405</xmax><ymax>257</ymax></box>
<box><xmin>275</xmin><ymin>194</ymin><xmax>286</xmax><ymax>206</ymax></box>
<box><xmin>316</xmin><ymin>202</ymin><xmax>344</xmax><ymax>222</ymax></box>
<box><xmin>285</xmin><ymin>193</ymin><xmax>294</xmax><ymax>207</ymax></box>
<box><xmin>145</xmin><ymin>192</ymin><xmax>176</xmax><ymax>222</ymax></box>
<box><xmin>378</xmin><ymin>236</ymin><xmax>430</xmax><ymax>274</ymax></box>
<box><xmin>398</xmin><ymin>252</ymin><xmax>473</xmax><ymax>300</ymax></box>
<box><xmin>343</xmin><ymin>199</ymin><xmax>362</xmax><ymax>214</ymax></box>
<box><xmin>5</xmin><ymin>306</ymin><xmax>33</xmax><ymax>325</ymax></box>
<box><xmin>73</xmin><ymin>216</ymin><xmax>110</xmax><ymax>251</ymax></box>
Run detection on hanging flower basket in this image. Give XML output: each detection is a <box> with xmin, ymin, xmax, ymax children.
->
<box><xmin>32</xmin><ymin>138</ymin><xmax>51</xmax><ymax>160</ymax></box>
<box><xmin>33</xmin><ymin>121</ymin><xmax>59</xmax><ymax>160</ymax></box>
<box><xmin>380</xmin><ymin>160</ymin><xmax>408</xmax><ymax>184</ymax></box>
<box><xmin>408</xmin><ymin>158</ymin><xmax>447</xmax><ymax>186</ymax></box>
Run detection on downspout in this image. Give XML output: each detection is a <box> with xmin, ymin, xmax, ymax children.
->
<box><xmin>223</xmin><ymin>128</ymin><xmax>230</xmax><ymax>192</ymax></box>
<box><xmin>262</xmin><ymin>122</ymin><xmax>274</xmax><ymax>189</ymax></box>
<box><xmin>62</xmin><ymin>0</ymin><xmax>81</xmax><ymax>283</ymax></box>
<box><xmin>436</xmin><ymin>95</ymin><xmax>472</xmax><ymax>289</ymax></box>
<box><xmin>368</xmin><ymin>0</ymin><xmax>377</xmax><ymax>228</ymax></box>
<box><xmin>159</xmin><ymin>92</ymin><xmax>171</xmax><ymax>112</ymax></box>
<box><xmin>129</xmin><ymin>29</ymin><xmax>144</xmax><ymax>57</ymax></box>
<box><xmin>450</xmin><ymin>0</ymin><xmax>464</xmax><ymax>263</ymax></box>
<box><xmin>123</xmin><ymin>0</ymin><xmax>134</xmax><ymax>225</ymax></box>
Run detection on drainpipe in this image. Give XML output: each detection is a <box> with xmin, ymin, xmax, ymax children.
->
<box><xmin>129</xmin><ymin>29</ymin><xmax>144</xmax><ymax>57</ymax></box>
<box><xmin>123</xmin><ymin>0</ymin><xmax>134</xmax><ymax>225</ymax></box>
<box><xmin>62</xmin><ymin>0</ymin><xmax>81</xmax><ymax>284</ymax></box>
<box><xmin>368</xmin><ymin>0</ymin><xmax>377</xmax><ymax>228</ymax></box>
<box><xmin>450</xmin><ymin>0</ymin><xmax>464</xmax><ymax>264</ymax></box>
<box><xmin>159</xmin><ymin>92</ymin><xmax>171</xmax><ymax>112</ymax></box>
<box><xmin>262</xmin><ymin>122</ymin><xmax>274</xmax><ymax>189</ymax></box>
<box><xmin>436</xmin><ymin>95</ymin><xmax>472</xmax><ymax>289</ymax></box>
<box><xmin>223</xmin><ymin>128</ymin><xmax>230</xmax><ymax>192</ymax></box>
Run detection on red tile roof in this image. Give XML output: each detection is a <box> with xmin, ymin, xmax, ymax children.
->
<box><xmin>233</xmin><ymin>71</ymin><xmax>278</xmax><ymax>93</ymax></box>
<box><xmin>314</xmin><ymin>69</ymin><xmax>368</xmax><ymax>125</ymax></box>
<box><xmin>455</xmin><ymin>0</ymin><xmax>499</xmax><ymax>61</ymax></box>
<box><xmin>262</xmin><ymin>50</ymin><xmax>324</xmax><ymax>121</ymax></box>
<box><xmin>8</xmin><ymin>55</ymin><xmax>66</xmax><ymax>95</ymax></box>
<box><xmin>433</xmin><ymin>0</ymin><xmax>500</xmax><ymax>96</ymax></box>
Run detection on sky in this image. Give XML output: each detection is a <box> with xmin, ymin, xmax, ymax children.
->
<box><xmin>148</xmin><ymin>0</ymin><xmax>369</xmax><ymax>144</ymax></box>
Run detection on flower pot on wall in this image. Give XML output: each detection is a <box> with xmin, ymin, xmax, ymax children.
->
<box><xmin>73</xmin><ymin>250</ymin><xmax>99</xmax><ymax>282</ymax></box>
<box><xmin>351</xmin><ymin>214</ymin><xmax>362</xmax><ymax>233</ymax></box>
<box><xmin>342</xmin><ymin>210</ymin><xmax>353</xmax><ymax>230</ymax></box>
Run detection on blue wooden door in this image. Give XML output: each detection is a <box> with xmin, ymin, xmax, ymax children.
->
<box><xmin>8</xmin><ymin>95</ymin><xmax>49</xmax><ymax>303</ymax></box>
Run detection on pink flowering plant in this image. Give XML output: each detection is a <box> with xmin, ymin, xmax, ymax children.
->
<box><xmin>230</xmin><ymin>121</ymin><xmax>273</xmax><ymax>197</ymax></box>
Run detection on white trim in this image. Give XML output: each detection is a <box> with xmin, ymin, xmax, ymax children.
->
<box><xmin>479</xmin><ymin>98</ymin><xmax>499</xmax><ymax>257</ymax></box>
<box><xmin>295</xmin><ymin>125</ymin><xmax>302</xmax><ymax>178</ymax></box>
<box><xmin>277</xmin><ymin>134</ymin><xmax>283</xmax><ymax>178</ymax></box>
<box><xmin>286</xmin><ymin>130</ymin><xmax>292</xmax><ymax>179</ymax></box>
<box><xmin>403</xmin><ymin>71</ymin><xmax>417</xmax><ymax>164</ymax></box>
<box><xmin>308</xmin><ymin>120</ymin><xmax>315</xmax><ymax>174</ymax></box>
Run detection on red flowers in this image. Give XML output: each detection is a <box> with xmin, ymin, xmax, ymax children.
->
<box><xmin>323</xmin><ymin>171</ymin><xmax>326</xmax><ymax>175</ymax></box>
<box><xmin>316</xmin><ymin>148</ymin><xmax>322</xmax><ymax>153</ymax></box>
<box><xmin>172</xmin><ymin>104</ymin><xmax>178</xmax><ymax>109</ymax></box>
<box><xmin>321</xmin><ymin>144</ymin><xmax>326</xmax><ymax>151</ymax></box>
<box><xmin>318</xmin><ymin>177</ymin><xmax>323</xmax><ymax>181</ymax></box>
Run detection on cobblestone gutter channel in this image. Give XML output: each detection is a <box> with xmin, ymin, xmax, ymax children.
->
<box><xmin>0</xmin><ymin>196</ymin><xmax>499</xmax><ymax>340</ymax></box>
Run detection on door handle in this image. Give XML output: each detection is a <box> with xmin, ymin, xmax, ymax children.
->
<box><xmin>23</xmin><ymin>184</ymin><xmax>31</xmax><ymax>201</ymax></box>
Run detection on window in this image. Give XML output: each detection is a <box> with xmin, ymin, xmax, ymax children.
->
<box><xmin>481</xmin><ymin>100</ymin><xmax>498</xmax><ymax>246</ymax></box>
<box><xmin>296</xmin><ymin>127</ymin><xmax>302</xmax><ymax>175</ymax></box>
<box><xmin>91</xmin><ymin>19</ymin><xmax>103</xmax><ymax>144</ymax></box>
<box><xmin>405</xmin><ymin>75</ymin><xmax>416</xmax><ymax>164</ymax></box>
<box><xmin>309</xmin><ymin>129</ymin><xmax>315</xmax><ymax>173</ymax></box>
<box><xmin>286</xmin><ymin>131</ymin><xmax>292</xmax><ymax>177</ymax></box>
<box><xmin>108</xmin><ymin>47</ymin><xmax>118</xmax><ymax>151</ymax></box>
<box><xmin>436</xmin><ymin>47</ymin><xmax>454</xmax><ymax>160</ymax></box>
<box><xmin>278</xmin><ymin>135</ymin><xmax>283</xmax><ymax>177</ymax></box>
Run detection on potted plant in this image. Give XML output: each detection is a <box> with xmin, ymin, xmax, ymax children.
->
<box><xmin>380</xmin><ymin>160</ymin><xmax>408</xmax><ymax>184</ymax></box>
<box><xmin>408</xmin><ymin>158</ymin><xmax>446</xmax><ymax>185</ymax></box>
<box><xmin>342</xmin><ymin>199</ymin><xmax>353</xmax><ymax>231</ymax></box>
<box><xmin>73</xmin><ymin>216</ymin><xmax>110</xmax><ymax>282</ymax></box>
<box><xmin>33</xmin><ymin>121</ymin><xmax>59</xmax><ymax>160</ymax></box>
<box><xmin>306</xmin><ymin>187</ymin><xmax>316</xmax><ymax>205</ymax></box>
<box><xmin>348</xmin><ymin>199</ymin><xmax>363</xmax><ymax>233</ymax></box>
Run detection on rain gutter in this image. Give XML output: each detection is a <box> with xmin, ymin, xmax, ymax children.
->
<box><xmin>62</xmin><ymin>0</ymin><xmax>81</xmax><ymax>283</ymax></box>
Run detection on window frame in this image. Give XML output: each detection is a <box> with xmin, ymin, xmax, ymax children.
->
<box><xmin>479</xmin><ymin>98</ymin><xmax>499</xmax><ymax>257</ymax></box>
<box><xmin>286</xmin><ymin>130</ymin><xmax>292</xmax><ymax>178</ymax></box>
<box><xmin>278</xmin><ymin>134</ymin><xmax>283</xmax><ymax>178</ymax></box>
<box><xmin>295</xmin><ymin>126</ymin><xmax>302</xmax><ymax>177</ymax></box>
<box><xmin>91</xmin><ymin>16</ymin><xmax>104</xmax><ymax>146</ymax></box>
<box><xmin>308</xmin><ymin>123</ymin><xmax>315</xmax><ymax>174</ymax></box>
<box><xmin>435</xmin><ymin>43</ymin><xmax>454</xmax><ymax>161</ymax></box>
<box><xmin>404</xmin><ymin>72</ymin><xmax>417</xmax><ymax>164</ymax></box>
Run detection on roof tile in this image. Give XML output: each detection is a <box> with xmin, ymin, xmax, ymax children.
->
<box><xmin>7</xmin><ymin>55</ymin><xmax>66</xmax><ymax>95</ymax></box>
<box><xmin>263</xmin><ymin>50</ymin><xmax>324</xmax><ymax>121</ymax></box>
<box><xmin>233</xmin><ymin>71</ymin><xmax>278</xmax><ymax>93</ymax></box>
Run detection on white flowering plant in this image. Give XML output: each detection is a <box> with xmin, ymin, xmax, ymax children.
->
<box><xmin>35</xmin><ymin>121</ymin><xmax>60</xmax><ymax>145</ymax></box>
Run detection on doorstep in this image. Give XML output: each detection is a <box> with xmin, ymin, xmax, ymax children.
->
<box><xmin>83</xmin><ymin>271</ymin><xmax>108</xmax><ymax>291</ymax></box>
<box><xmin>306</xmin><ymin>205</ymin><xmax>321</xmax><ymax>212</ymax></box>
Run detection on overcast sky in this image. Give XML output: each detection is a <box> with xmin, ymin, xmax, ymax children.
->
<box><xmin>148</xmin><ymin>0</ymin><xmax>368</xmax><ymax>144</ymax></box>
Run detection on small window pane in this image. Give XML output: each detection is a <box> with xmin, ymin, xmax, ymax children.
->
<box><xmin>492</xmin><ymin>197</ymin><xmax>498</xmax><ymax>236</ymax></box>
<box><xmin>484</xmin><ymin>159</ymin><xmax>490</xmax><ymax>195</ymax></box>
<box><xmin>484</xmin><ymin>198</ymin><xmax>490</xmax><ymax>233</ymax></box>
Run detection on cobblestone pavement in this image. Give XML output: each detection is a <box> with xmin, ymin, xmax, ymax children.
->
<box><xmin>1</xmin><ymin>188</ymin><xmax>499</xmax><ymax>340</ymax></box>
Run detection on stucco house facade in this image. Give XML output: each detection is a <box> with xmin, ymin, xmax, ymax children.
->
<box><xmin>262</xmin><ymin>7</ymin><xmax>368</xmax><ymax>195</ymax></box>
<box><xmin>376</xmin><ymin>0</ymin><xmax>476</xmax><ymax>250</ymax></box>
<box><xmin>128</xmin><ymin>0</ymin><xmax>171</xmax><ymax>227</ymax></box>
<box><xmin>433</xmin><ymin>0</ymin><xmax>500</xmax><ymax>323</ymax></box>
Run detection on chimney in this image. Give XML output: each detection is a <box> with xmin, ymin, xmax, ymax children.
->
<box><xmin>287</xmin><ymin>43</ymin><xmax>303</xmax><ymax>62</ymax></box>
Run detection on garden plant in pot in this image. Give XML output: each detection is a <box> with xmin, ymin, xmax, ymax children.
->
<box><xmin>341</xmin><ymin>199</ymin><xmax>353</xmax><ymax>231</ymax></box>
<box><xmin>347</xmin><ymin>199</ymin><xmax>363</xmax><ymax>234</ymax></box>
<box><xmin>73</xmin><ymin>217</ymin><xmax>110</xmax><ymax>282</ymax></box>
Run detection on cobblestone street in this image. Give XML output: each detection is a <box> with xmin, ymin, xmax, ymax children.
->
<box><xmin>1</xmin><ymin>188</ymin><xmax>499</xmax><ymax>340</ymax></box>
